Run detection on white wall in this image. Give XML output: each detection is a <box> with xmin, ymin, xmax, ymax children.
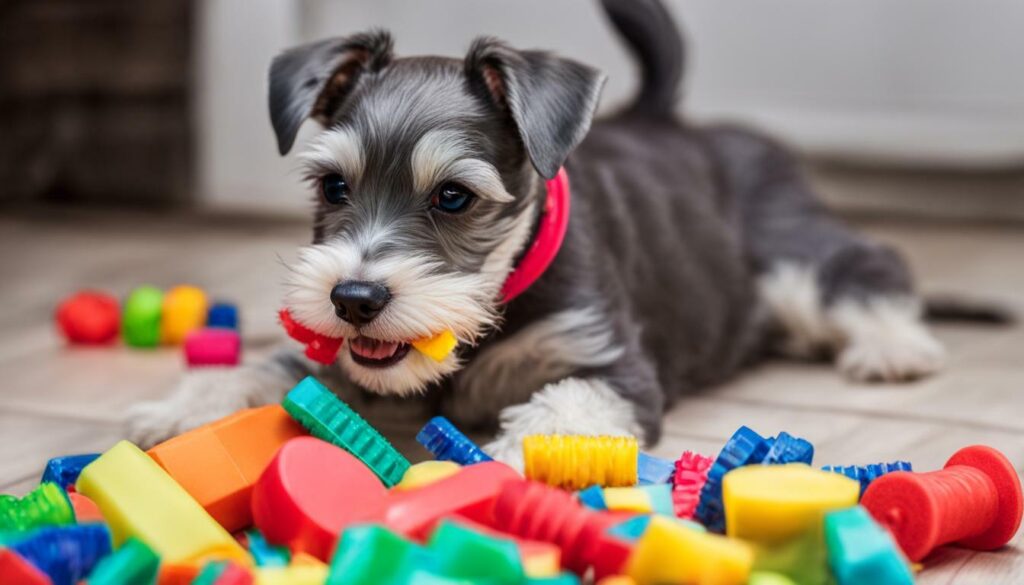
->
<box><xmin>195</xmin><ymin>0</ymin><xmax>1024</xmax><ymax>213</ymax></box>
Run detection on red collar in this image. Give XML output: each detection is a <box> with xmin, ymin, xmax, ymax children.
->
<box><xmin>281</xmin><ymin>168</ymin><xmax>570</xmax><ymax>364</ymax></box>
<box><xmin>500</xmin><ymin>167</ymin><xmax>571</xmax><ymax>303</ymax></box>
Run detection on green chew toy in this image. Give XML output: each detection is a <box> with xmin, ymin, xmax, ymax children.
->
<box><xmin>122</xmin><ymin>286</ymin><xmax>164</xmax><ymax>347</ymax></box>
<box><xmin>283</xmin><ymin>376</ymin><xmax>410</xmax><ymax>487</ymax></box>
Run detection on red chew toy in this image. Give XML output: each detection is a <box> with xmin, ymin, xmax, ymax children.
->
<box><xmin>212</xmin><ymin>563</ymin><xmax>253</xmax><ymax>584</ymax></box>
<box><xmin>0</xmin><ymin>549</ymin><xmax>50</xmax><ymax>585</ymax></box>
<box><xmin>55</xmin><ymin>291</ymin><xmax>120</xmax><ymax>344</ymax></box>
<box><xmin>861</xmin><ymin>445</ymin><xmax>1023</xmax><ymax>562</ymax></box>
<box><xmin>493</xmin><ymin>479</ymin><xmax>633</xmax><ymax>578</ymax></box>
<box><xmin>251</xmin><ymin>436</ymin><xmax>387</xmax><ymax>561</ymax></box>
<box><xmin>354</xmin><ymin>461</ymin><xmax>520</xmax><ymax>540</ymax></box>
<box><xmin>672</xmin><ymin>450</ymin><xmax>713</xmax><ymax>519</ymax></box>
<box><xmin>278</xmin><ymin>309</ymin><xmax>343</xmax><ymax>365</ymax></box>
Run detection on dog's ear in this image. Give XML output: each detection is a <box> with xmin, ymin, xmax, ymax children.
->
<box><xmin>268</xmin><ymin>30</ymin><xmax>393</xmax><ymax>155</ymax></box>
<box><xmin>465</xmin><ymin>38</ymin><xmax>606</xmax><ymax>179</ymax></box>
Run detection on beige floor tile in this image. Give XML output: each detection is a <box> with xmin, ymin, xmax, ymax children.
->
<box><xmin>0</xmin><ymin>412</ymin><xmax>122</xmax><ymax>490</ymax></box>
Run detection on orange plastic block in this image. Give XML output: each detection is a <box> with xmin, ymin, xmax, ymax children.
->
<box><xmin>158</xmin><ymin>563</ymin><xmax>201</xmax><ymax>585</ymax></box>
<box><xmin>524</xmin><ymin>435</ymin><xmax>638</xmax><ymax>490</ymax></box>
<box><xmin>148</xmin><ymin>405</ymin><xmax>306</xmax><ymax>532</ymax></box>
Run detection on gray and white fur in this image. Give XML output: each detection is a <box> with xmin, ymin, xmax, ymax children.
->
<box><xmin>127</xmin><ymin>0</ymin><xmax>945</xmax><ymax>465</ymax></box>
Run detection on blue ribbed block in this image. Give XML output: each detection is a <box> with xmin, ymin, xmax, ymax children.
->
<box><xmin>40</xmin><ymin>454</ymin><xmax>99</xmax><ymax>488</ymax></box>
<box><xmin>416</xmin><ymin>416</ymin><xmax>493</xmax><ymax>465</ymax></box>
<box><xmin>694</xmin><ymin>425</ymin><xmax>771</xmax><ymax>532</ymax></box>
<box><xmin>822</xmin><ymin>461</ymin><xmax>912</xmax><ymax>496</ymax></box>
<box><xmin>637</xmin><ymin>452</ymin><xmax>675</xmax><ymax>485</ymax></box>
<box><xmin>10</xmin><ymin>524</ymin><xmax>112</xmax><ymax>585</ymax></box>
<box><xmin>763</xmin><ymin>432</ymin><xmax>815</xmax><ymax>465</ymax></box>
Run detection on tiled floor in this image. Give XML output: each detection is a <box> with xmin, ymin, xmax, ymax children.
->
<box><xmin>0</xmin><ymin>209</ymin><xmax>1021</xmax><ymax>583</ymax></box>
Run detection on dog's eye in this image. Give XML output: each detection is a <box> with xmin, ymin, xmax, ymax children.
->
<box><xmin>321</xmin><ymin>173</ymin><xmax>350</xmax><ymax>205</ymax></box>
<box><xmin>431</xmin><ymin>182</ymin><xmax>475</xmax><ymax>214</ymax></box>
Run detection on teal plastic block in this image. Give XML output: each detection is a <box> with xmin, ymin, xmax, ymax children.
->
<box><xmin>577</xmin><ymin>485</ymin><xmax>606</xmax><ymax>510</ymax></box>
<box><xmin>607</xmin><ymin>515</ymin><xmax>652</xmax><ymax>541</ymax></box>
<box><xmin>640</xmin><ymin>483</ymin><xmax>675</xmax><ymax>516</ymax></box>
<box><xmin>524</xmin><ymin>573</ymin><xmax>581</xmax><ymax>584</ymax></box>
<box><xmin>84</xmin><ymin>537</ymin><xmax>159</xmax><ymax>585</ymax></box>
<box><xmin>284</xmin><ymin>376</ymin><xmax>410</xmax><ymax>486</ymax></box>
<box><xmin>428</xmin><ymin>520</ymin><xmax>524</xmax><ymax>584</ymax></box>
<box><xmin>328</xmin><ymin>525</ymin><xmax>437</xmax><ymax>585</ymax></box>
<box><xmin>245</xmin><ymin>529</ymin><xmax>289</xmax><ymax>567</ymax></box>
<box><xmin>825</xmin><ymin>506</ymin><xmax>914</xmax><ymax>585</ymax></box>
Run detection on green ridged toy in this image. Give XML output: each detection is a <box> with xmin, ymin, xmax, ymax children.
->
<box><xmin>85</xmin><ymin>537</ymin><xmax>160</xmax><ymax>585</ymax></box>
<box><xmin>0</xmin><ymin>482</ymin><xmax>74</xmax><ymax>532</ymax></box>
<box><xmin>283</xmin><ymin>376</ymin><xmax>410</xmax><ymax>487</ymax></box>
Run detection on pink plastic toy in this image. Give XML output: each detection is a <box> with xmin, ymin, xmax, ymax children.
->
<box><xmin>184</xmin><ymin>328</ymin><xmax>241</xmax><ymax>367</ymax></box>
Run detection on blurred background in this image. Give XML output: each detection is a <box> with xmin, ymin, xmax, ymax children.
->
<box><xmin>3</xmin><ymin>0</ymin><xmax>1024</xmax><ymax>219</ymax></box>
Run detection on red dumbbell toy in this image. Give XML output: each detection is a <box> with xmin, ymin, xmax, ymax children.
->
<box><xmin>861</xmin><ymin>445</ymin><xmax>1023</xmax><ymax>562</ymax></box>
<box><xmin>493</xmin><ymin>479</ymin><xmax>634</xmax><ymax>579</ymax></box>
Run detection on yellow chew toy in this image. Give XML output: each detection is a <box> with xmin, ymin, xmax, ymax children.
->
<box><xmin>722</xmin><ymin>463</ymin><xmax>860</xmax><ymax>544</ymax></box>
<box><xmin>161</xmin><ymin>285</ymin><xmax>208</xmax><ymax>345</ymax></box>
<box><xmin>603</xmin><ymin>487</ymin><xmax>654</xmax><ymax>513</ymax></box>
<box><xmin>256</xmin><ymin>563</ymin><xmax>328</xmax><ymax>585</ymax></box>
<box><xmin>523</xmin><ymin>435</ymin><xmax>638</xmax><ymax>490</ymax></box>
<box><xmin>76</xmin><ymin>440</ymin><xmax>248</xmax><ymax>565</ymax></box>
<box><xmin>626</xmin><ymin>516</ymin><xmax>753</xmax><ymax>585</ymax></box>
<box><xmin>393</xmin><ymin>461</ymin><xmax>462</xmax><ymax>491</ymax></box>
<box><xmin>411</xmin><ymin>330</ymin><xmax>458</xmax><ymax>362</ymax></box>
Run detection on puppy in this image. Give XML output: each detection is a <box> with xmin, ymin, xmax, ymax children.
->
<box><xmin>127</xmin><ymin>0</ymin><xmax>944</xmax><ymax>466</ymax></box>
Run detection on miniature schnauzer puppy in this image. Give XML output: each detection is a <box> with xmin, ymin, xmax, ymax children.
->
<box><xmin>127</xmin><ymin>0</ymin><xmax>945</xmax><ymax>466</ymax></box>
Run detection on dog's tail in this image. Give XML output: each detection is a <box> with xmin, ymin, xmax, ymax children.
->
<box><xmin>924</xmin><ymin>294</ymin><xmax>1016</xmax><ymax>325</ymax></box>
<box><xmin>600</xmin><ymin>0</ymin><xmax>685</xmax><ymax>116</ymax></box>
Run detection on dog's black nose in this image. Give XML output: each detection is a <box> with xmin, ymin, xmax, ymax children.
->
<box><xmin>330</xmin><ymin>281</ymin><xmax>390</xmax><ymax>326</ymax></box>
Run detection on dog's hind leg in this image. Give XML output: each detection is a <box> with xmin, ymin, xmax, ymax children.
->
<box><xmin>469</xmin><ymin>308</ymin><xmax>666</xmax><ymax>470</ymax></box>
<box><xmin>708</xmin><ymin>124</ymin><xmax>945</xmax><ymax>382</ymax></box>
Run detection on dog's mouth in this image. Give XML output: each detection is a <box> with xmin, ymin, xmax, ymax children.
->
<box><xmin>348</xmin><ymin>336</ymin><xmax>412</xmax><ymax>368</ymax></box>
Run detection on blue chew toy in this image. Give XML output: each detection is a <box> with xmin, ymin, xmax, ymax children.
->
<box><xmin>10</xmin><ymin>524</ymin><xmax>112</xmax><ymax>585</ymax></box>
<box><xmin>763</xmin><ymin>432</ymin><xmax>814</xmax><ymax>465</ymax></box>
<box><xmin>637</xmin><ymin>452</ymin><xmax>675</xmax><ymax>485</ymax></box>
<box><xmin>40</xmin><ymin>454</ymin><xmax>99</xmax><ymax>489</ymax></box>
<box><xmin>694</xmin><ymin>426</ymin><xmax>771</xmax><ymax>532</ymax></box>
<box><xmin>207</xmin><ymin>302</ymin><xmax>239</xmax><ymax>329</ymax></box>
<box><xmin>822</xmin><ymin>461</ymin><xmax>912</xmax><ymax>496</ymax></box>
<box><xmin>416</xmin><ymin>416</ymin><xmax>493</xmax><ymax>465</ymax></box>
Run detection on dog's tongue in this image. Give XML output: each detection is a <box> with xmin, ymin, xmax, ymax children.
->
<box><xmin>350</xmin><ymin>337</ymin><xmax>401</xmax><ymax>360</ymax></box>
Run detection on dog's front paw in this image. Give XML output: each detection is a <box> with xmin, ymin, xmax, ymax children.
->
<box><xmin>837</xmin><ymin>329</ymin><xmax>945</xmax><ymax>383</ymax></box>
<box><xmin>124</xmin><ymin>368</ymin><xmax>273</xmax><ymax>448</ymax></box>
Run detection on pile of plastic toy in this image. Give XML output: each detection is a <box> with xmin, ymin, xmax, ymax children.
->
<box><xmin>1</xmin><ymin>376</ymin><xmax>1021</xmax><ymax>585</ymax></box>
<box><xmin>55</xmin><ymin>287</ymin><xmax>240</xmax><ymax>367</ymax></box>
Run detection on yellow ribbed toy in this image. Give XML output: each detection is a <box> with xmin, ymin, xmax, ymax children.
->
<box><xmin>523</xmin><ymin>435</ymin><xmax>638</xmax><ymax>490</ymax></box>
